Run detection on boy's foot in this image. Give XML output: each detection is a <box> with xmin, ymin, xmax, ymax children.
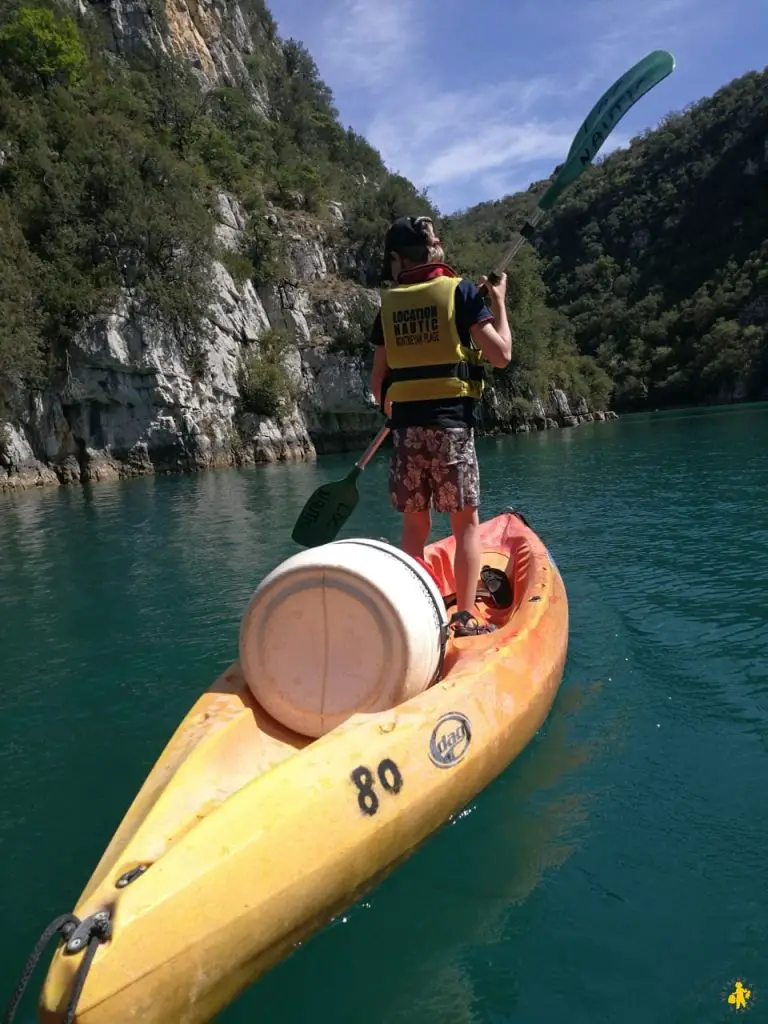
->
<box><xmin>449</xmin><ymin>610</ymin><xmax>497</xmax><ymax>637</ymax></box>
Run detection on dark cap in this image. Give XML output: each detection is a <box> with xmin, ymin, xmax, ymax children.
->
<box><xmin>385</xmin><ymin>216</ymin><xmax>426</xmax><ymax>254</ymax></box>
<box><xmin>381</xmin><ymin>216</ymin><xmax>431</xmax><ymax>282</ymax></box>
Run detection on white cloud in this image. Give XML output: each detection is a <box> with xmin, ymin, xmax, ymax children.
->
<box><xmin>386</xmin><ymin>117</ymin><xmax>574</xmax><ymax>188</ymax></box>
<box><xmin>473</xmin><ymin>128</ymin><xmax>632</xmax><ymax>205</ymax></box>
<box><xmin>560</xmin><ymin>0</ymin><xmax>706</xmax><ymax>98</ymax></box>
<box><xmin>307</xmin><ymin>0</ymin><xmax>725</xmax><ymax>212</ymax></box>
<box><xmin>319</xmin><ymin>0</ymin><xmax>418</xmax><ymax>87</ymax></box>
<box><xmin>366</xmin><ymin>75</ymin><xmax>570</xmax><ymax>186</ymax></box>
<box><xmin>363</xmin><ymin>59</ymin><xmax>632</xmax><ymax>211</ymax></box>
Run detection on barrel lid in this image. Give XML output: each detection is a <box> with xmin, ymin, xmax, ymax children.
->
<box><xmin>239</xmin><ymin>539</ymin><xmax>446</xmax><ymax>737</ymax></box>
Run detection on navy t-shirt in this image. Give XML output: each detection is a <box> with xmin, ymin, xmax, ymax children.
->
<box><xmin>370</xmin><ymin>269</ymin><xmax>494</xmax><ymax>429</ymax></box>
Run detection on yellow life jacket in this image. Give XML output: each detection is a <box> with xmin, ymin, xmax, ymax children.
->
<box><xmin>380</xmin><ymin>275</ymin><xmax>485</xmax><ymax>403</ymax></box>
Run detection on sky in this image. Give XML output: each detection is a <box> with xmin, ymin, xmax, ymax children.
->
<box><xmin>265</xmin><ymin>0</ymin><xmax>767</xmax><ymax>215</ymax></box>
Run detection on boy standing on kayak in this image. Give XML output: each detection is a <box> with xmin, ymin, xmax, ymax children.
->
<box><xmin>369</xmin><ymin>215</ymin><xmax>513</xmax><ymax>637</ymax></box>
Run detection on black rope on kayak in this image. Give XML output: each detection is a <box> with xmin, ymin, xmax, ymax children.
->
<box><xmin>2</xmin><ymin>910</ymin><xmax>111</xmax><ymax>1024</ymax></box>
<box><xmin>59</xmin><ymin>927</ymin><xmax>105</xmax><ymax>1024</ymax></box>
<box><xmin>2</xmin><ymin>914</ymin><xmax>78</xmax><ymax>1024</ymax></box>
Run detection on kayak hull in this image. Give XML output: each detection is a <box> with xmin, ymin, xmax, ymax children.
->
<box><xmin>39</xmin><ymin>509</ymin><xmax>568</xmax><ymax>1023</ymax></box>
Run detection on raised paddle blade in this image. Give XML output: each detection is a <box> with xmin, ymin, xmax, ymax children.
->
<box><xmin>291</xmin><ymin>468</ymin><xmax>361</xmax><ymax>547</ymax></box>
<box><xmin>565</xmin><ymin>50</ymin><xmax>676</xmax><ymax>164</ymax></box>
<box><xmin>481</xmin><ymin>50</ymin><xmax>675</xmax><ymax>291</ymax></box>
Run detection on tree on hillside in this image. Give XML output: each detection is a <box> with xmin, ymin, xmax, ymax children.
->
<box><xmin>0</xmin><ymin>6</ymin><xmax>87</xmax><ymax>91</ymax></box>
<box><xmin>0</xmin><ymin>198</ymin><xmax>44</xmax><ymax>391</ymax></box>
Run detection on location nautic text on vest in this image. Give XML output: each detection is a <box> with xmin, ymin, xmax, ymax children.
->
<box><xmin>391</xmin><ymin>305</ymin><xmax>439</xmax><ymax>346</ymax></box>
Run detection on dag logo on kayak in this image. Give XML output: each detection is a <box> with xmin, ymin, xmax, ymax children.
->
<box><xmin>429</xmin><ymin>713</ymin><xmax>472</xmax><ymax>769</ymax></box>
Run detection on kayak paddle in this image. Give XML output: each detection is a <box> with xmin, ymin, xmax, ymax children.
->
<box><xmin>291</xmin><ymin>50</ymin><xmax>675</xmax><ymax>546</ymax></box>
<box><xmin>564</xmin><ymin>50</ymin><xmax>676</xmax><ymax>164</ymax></box>
<box><xmin>291</xmin><ymin>424</ymin><xmax>391</xmax><ymax>547</ymax></box>
<box><xmin>481</xmin><ymin>49</ymin><xmax>675</xmax><ymax>291</ymax></box>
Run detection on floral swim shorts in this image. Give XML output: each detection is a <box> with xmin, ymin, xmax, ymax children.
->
<box><xmin>389</xmin><ymin>425</ymin><xmax>480</xmax><ymax>514</ymax></box>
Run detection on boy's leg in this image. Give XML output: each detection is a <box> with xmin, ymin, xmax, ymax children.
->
<box><xmin>401</xmin><ymin>509</ymin><xmax>431</xmax><ymax>560</ymax></box>
<box><xmin>451</xmin><ymin>505</ymin><xmax>481</xmax><ymax>616</ymax></box>
<box><xmin>389</xmin><ymin>427</ymin><xmax>432</xmax><ymax>559</ymax></box>
<box><xmin>431</xmin><ymin>427</ymin><xmax>495</xmax><ymax>636</ymax></box>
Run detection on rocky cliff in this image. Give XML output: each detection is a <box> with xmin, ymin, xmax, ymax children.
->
<box><xmin>0</xmin><ymin>0</ymin><xmax>614</xmax><ymax>492</ymax></box>
<box><xmin>0</xmin><ymin>0</ymin><xmax>388</xmax><ymax>490</ymax></box>
<box><xmin>1</xmin><ymin>189</ymin><xmax>385</xmax><ymax>489</ymax></box>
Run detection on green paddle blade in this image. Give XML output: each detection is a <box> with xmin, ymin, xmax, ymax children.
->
<box><xmin>565</xmin><ymin>50</ymin><xmax>676</xmax><ymax>163</ymax></box>
<box><xmin>485</xmin><ymin>49</ymin><xmax>675</xmax><ymax>284</ymax></box>
<box><xmin>291</xmin><ymin>467</ymin><xmax>361</xmax><ymax>547</ymax></box>
<box><xmin>540</xmin><ymin>49</ymin><xmax>675</xmax><ymax>212</ymax></box>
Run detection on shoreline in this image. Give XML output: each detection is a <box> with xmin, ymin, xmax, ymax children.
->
<box><xmin>0</xmin><ymin>411</ymin><xmax>620</xmax><ymax>495</ymax></box>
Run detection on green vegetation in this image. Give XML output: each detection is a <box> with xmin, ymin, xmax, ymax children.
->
<box><xmin>237</xmin><ymin>327</ymin><xmax>296</xmax><ymax>417</ymax></box>
<box><xmin>0</xmin><ymin>0</ymin><xmax>428</xmax><ymax>392</ymax></box>
<box><xmin>0</xmin><ymin>196</ymin><xmax>44</xmax><ymax>390</ymax></box>
<box><xmin>0</xmin><ymin>5</ymin><xmax>86</xmax><ymax>89</ymax></box>
<box><xmin>329</xmin><ymin>295</ymin><xmax>379</xmax><ymax>354</ymax></box>
<box><xmin>447</xmin><ymin>68</ymin><xmax>768</xmax><ymax>411</ymax></box>
<box><xmin>1</xmin><ymin>0</ymin><xmax>764</xmax><ymax>419</ymax></box>
<box><xmin>0</xmin><ymin>3</ymin><xmax>216</xmax><ymax>387</ymax></box>
<box><xmin>218</xmin><ymin>246</ymin><xmax>256</xmax><ymax>286</ymax></box>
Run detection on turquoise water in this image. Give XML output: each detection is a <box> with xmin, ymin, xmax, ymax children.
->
<box><xmin>1</xmin><ymin>404</ymin><xmax>767</xmax><ymax>1023</ymax></box>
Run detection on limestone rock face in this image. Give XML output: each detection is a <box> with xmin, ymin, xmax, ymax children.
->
<box><xmin>0</xmin><ymin>190</ymin><xmax>383</xmax><ymax>489</ymax></box>
<box><xmin>67</xmin><ymin>0</ymin><xmax>272</xmax><ymax>108</ymax></box>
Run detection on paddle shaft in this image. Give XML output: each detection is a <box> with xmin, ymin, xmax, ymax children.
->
<box><xmin>355</xmin><ymin>424</ymin><xmax>390</xmax><ymax>472</ymax></box>
<box><xmin>483</xmin><ymin>208</ymin><xmax>545</xmax><ymax>290</ymax></box>
<box><xmin>477</xmin><ymin>169</ymin><xmax>567</xmax><ymax>296</ymax></box>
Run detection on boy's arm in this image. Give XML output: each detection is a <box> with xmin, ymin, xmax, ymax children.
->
<box><xmin>467</xmin><ymin>274</ymin><xmax>512</xmax><ymax>368</ymax></box>
<box><xmin>371</xmin><ymin>346</ymin><xmax>388</xmax><ymax>406</ymax></box>
<box><xmin>368</xmin><ymin>312</ymin><xmax>389</xmax><ymax>407</ymax></box>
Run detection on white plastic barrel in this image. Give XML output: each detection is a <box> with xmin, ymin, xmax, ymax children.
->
<box><xmin>239</xmin><ymin>537</ymin><xmax>449</xmax><ymax>738</ymax></box>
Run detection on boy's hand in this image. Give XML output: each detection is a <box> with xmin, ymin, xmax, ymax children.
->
<box><xmin>478</xmin><ymin>272</ymin><xmax>507</xmax><ymax>305</ymax></box>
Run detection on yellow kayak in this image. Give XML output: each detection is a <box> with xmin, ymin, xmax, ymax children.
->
<box><xmin>34</xmin><ymin>508</ymin><xmax>568</xmax><ymax>1023</ymax></box>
